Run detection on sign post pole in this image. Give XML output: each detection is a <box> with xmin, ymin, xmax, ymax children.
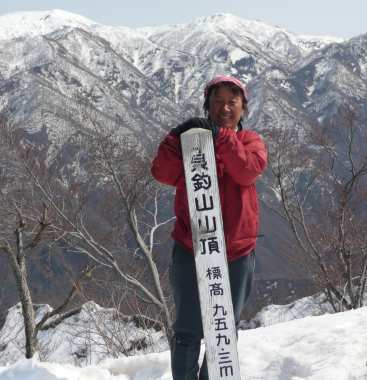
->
<box><xmin>181</xmin><ymin>128</ymin><xmax>242</xmax><ymax>380</ymax></box>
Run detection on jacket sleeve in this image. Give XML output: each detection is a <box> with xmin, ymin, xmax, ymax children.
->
<box><xmin>215</xmin><ymin>128</ymin><xmax>267</xmax><ymax>186</ymax></box>
<box><xmin>151</xmin><ymin>132</ymin><xmax>184</xmax><ymax>186</ymax></box>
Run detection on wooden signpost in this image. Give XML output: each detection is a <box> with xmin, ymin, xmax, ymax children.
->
<box><xmin>181</xmin><ymin>128</ymin><xmax>241</xmax><ymax>380</ymax></box>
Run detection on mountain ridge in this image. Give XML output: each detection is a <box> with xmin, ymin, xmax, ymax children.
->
<box><xmin>0</xmin><ymin>9</ymin><xmax>366</xmax><ymax>312</ymax></box>
<box><xmin>0</xmin><ymin>9</ymin><xmax>345</xmax><ymax>43</ymax></box>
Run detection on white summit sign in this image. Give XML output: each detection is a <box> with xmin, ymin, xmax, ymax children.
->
<box><xmin>181</xmin><ymin>128</ymin><xmax>241</xmax><ymax>380</ymax></box>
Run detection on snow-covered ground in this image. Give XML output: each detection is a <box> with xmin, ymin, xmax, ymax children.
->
<box><xmin>0</xmin><ymin>302</ymin><xmax>168</xmax><ymax>367</ymax></box>
<box><xmin>239</xmin><ymin>293</ymin><xmax>335</xmax><ymax>329</ymax></box>
<box><xmin>0</xmin><ymin>295</ymin><xmax>366</xmax><ymax>379</ymax></box>
<box><xmin>0</xmin><ymin>306</ymin><xmax>366</xmax><ymax>379</ymax></box>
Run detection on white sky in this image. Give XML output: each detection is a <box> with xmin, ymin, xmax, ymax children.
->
<box><xmin>0</xmin><ymin>0</ymin><xmax>366</xmax><ymax>38</ymax></box>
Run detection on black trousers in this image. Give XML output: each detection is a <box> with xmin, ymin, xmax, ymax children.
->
<box><xmin>170</xmin><ymin>242</ymin><xmax>255</xmax><ymax>380</ymax></box>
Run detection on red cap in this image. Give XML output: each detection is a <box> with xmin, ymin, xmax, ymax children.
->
<box><xmin>204</xmin><ymin>75</ymin><xmax>248</xmax><ymax>101</ymax></box>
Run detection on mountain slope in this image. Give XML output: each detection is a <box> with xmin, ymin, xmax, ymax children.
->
<box><xmin>0</xmin><ymin>10</ymin><xmax>366</xmax><ymax>307</ymax></box>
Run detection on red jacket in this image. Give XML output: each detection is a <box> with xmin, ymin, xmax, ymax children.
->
<box><xmin>151</xmin><ymin>127</ymin><xmax>267</xmax><ymax>261</ymax></box>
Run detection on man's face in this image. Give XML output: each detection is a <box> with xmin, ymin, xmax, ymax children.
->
<box><xmin>208</xmin><ymin>86</ymin><xmax>244</xmax><ymax>130</ymax></box>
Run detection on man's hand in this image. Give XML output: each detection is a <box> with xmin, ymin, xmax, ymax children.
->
<box><xmin>171</xmin><ymin>118</ymin><xmax>219</xmax><ymax>138</ymax></box>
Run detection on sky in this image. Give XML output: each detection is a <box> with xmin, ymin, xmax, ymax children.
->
<box><xmin>0</xmin><ymin>0</ymin><xmax>366</xmax><ymax>39</ymax></box>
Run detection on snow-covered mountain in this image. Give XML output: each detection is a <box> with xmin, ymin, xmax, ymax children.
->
<box><xmin>1</xmin><ymin>12</ymin><xmax>366</xmax><ymax>378</ymax></box>
<box><xmin>1</xmin><ymin>9</ymin><xmax>364</xmax><ymax>152</ymax></box>
<box><xmin>2</xmin><ymin>9</ymin><xmax>364</xmax><ymax>149</ymax></box>
<box><xmin>0</xmin><ymin>10</ymin><xmax>350</xmax><ymax>138</ymax></box>
<box><xmin>0</xmin><ymin>9</ymin><xmax>366</xmax><ymax>307</ymax></box>
<box><xmin>0</xmin><ymin>10</ymin><xmax>98</xmax><ymax>41</ymax></box>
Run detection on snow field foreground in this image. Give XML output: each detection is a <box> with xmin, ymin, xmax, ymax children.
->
<box><xmin>1</xmin><ymin>306</ymin><xmax>366</xmax><ymax>380</ymax></box>
<box><xmin>237</xmin><ymin>306</ymin><xmax>367</xmax><ymax>379</ymax></box>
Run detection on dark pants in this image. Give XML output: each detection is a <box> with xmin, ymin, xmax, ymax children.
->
<box><xmin>170</xmin><ymin>242</ymin><xmax>255</xmax><ymax>380</ymax></box>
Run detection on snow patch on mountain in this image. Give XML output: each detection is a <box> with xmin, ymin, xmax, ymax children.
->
<box><xmin>0</xmin><ymin>10</ymin><xmax>345</xmax><ymax>51</ymax></box>
<box><xmin>229</xmin><ymin>48</ymin><xmax>248</xmax><ymax>64</ymax></box>
<box><xmin>0</xmin><ymin>10</ymin><xmax>98</xmax><ymax>41</ymax></box>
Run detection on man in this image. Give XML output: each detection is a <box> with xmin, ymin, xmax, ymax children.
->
<box><xmin>151</xmin><ymin>75</ymin><xmax>267</xmax><ymax>379</ymax></box>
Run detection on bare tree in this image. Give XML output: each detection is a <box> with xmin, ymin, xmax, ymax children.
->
<box><xmin>66</xmin><ymin>287</ymin><xmax>165</xmax><ymax>363</ymax></box>
<box><xmin>17</xmin><ymin>101</ymin><xmax>176</xmax><ymax>340</ymax></box>
<box><xmin>0</xmin><ymin>118</ymin><xmax>92</xmax><ymax>358</ymax></box>
<box><xmin>268</xmin><ymin>105</ymin><xmax>367</xmax><ymax>311</ymax></box>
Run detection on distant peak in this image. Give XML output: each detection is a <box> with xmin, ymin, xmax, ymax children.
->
<box><xmin>196</xmin><ymin>13</ymin><xmax>238</xmax><ymax>21</ymax></box>
<box><xmin>0</xmin><ymin>9</ymin><xmax>99</xmax><ymax>41</ymax></box>
<box><xmin>0</xmin><ymin>9</ymin><xmax>98</xmax><ymax>26</ymax></box>
<box><xmin>194</xmin><ymin>13</ymin><xmax>279</xmax><ymax>28</ymax></box>
<box><xmin>188</xmin><ymin>13</ymin><xmax>344</xmax><ymax>46</ymax></box>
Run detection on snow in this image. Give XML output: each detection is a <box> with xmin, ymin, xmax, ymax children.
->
<box><xmin>229</xmin><ymin>48</ymin><xmax>248</xmax><ymax>64</ymax></box>
<box><xmin>0</xmin><ymin>358</ymin><xmax>124</xmax><ymax>380</ymax></box>
<box><xmin>237</xmin><ymin>307</ymin><xmax>367</xmax><ymax>379</ymax></box>
<box><xmin>0</xmin><ymin>9</ymin><xmax>345</xmax><ymax>53</ymax></box>
<box><xmin>240</xmin><ymin>293</ymin><xmax>334</xmax><ymax>329</ymax></box>
<box><xmin>0</xmin><ymin>8</ymin><xmax>365</xmax><ymax>379</ymax></box>
<box><xmin>0</xmin><ymin>10</ymin><xmax>98</xmax><ymax>41</ymax></box>
<box><xmin>188</xmin><ymin>13</ymin><xmax>344</xmax><ymax>54</ymax></box>
<box><xmin>298</xmin><ymin>33</ymin><xmax>344</xmax><ymax>45</ymax></box>
<box><xmin>0</xmin><ymin>302</ymin><xmax>167</xmax><ymax>367</ymax></box>
<box><xmin>1</xmin><ymin>296</ymin><xmax>366</xmax><ymax>379</ymax></box>
<box><xmin>0</xmin><ymin>8</ymin><xmax>348</xmax><ymax>105</ymax></box>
